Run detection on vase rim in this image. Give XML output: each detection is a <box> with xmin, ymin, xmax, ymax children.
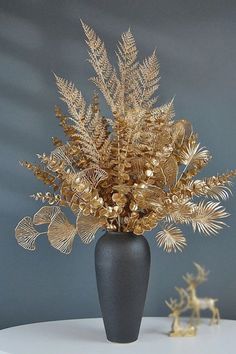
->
<box><xmin>105</xmin><ymin>231</ymin><xmax>139</xmax><ymax>236</ymax></box>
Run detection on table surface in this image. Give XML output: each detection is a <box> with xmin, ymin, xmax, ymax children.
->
<box><xmin>0</xmin><ymin>317</ymin><xmax>235</xmax><ymax>354</ymax></box>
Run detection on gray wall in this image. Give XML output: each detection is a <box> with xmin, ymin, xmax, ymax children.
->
<box><xmin>0</xmin><ymin>0</ymin><xmax>236</xmax><ymax>330</ymax></box>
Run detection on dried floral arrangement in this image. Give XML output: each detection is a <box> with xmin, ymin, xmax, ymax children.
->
<box><xmin>15</xmin><ymin>22</ymin><xmax>236</xmax><ymax>254</ymax></box>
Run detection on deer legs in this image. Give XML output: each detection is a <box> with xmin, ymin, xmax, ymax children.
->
<box><xmin>210</xmin><ymin>306</ymin><xmax>220</xmax><ymax>325</ymax></box>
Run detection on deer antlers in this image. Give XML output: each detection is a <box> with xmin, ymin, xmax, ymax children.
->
<box><xmin>165</xmin><ymin>287</ymin><xmax>189</xmax><ymax>314</ymax></box>
<box><xmin>183</xmin><ymin>262</ymin><xmax>209</xmax><ymax>287</ymax></box>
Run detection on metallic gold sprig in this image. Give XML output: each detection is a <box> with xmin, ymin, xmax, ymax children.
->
<box><xmin>15</xmin><ymin>23</ymin><xmax>236</xmax><ymax>254</ymax></box>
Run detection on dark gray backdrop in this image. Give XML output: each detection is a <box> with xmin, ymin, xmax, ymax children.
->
<box><xmin>0</xmin><ymin>0</ymin><xmax>236</xmax><ymax>329</ymax></box>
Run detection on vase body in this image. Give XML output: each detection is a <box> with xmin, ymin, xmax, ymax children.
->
<box><xmin>95</xmin><ymin>231</ymin><xmax>150</xmax><ymax>343</ymax></box>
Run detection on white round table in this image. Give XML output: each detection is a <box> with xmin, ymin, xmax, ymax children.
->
<box><xmin>0</xmin><ymin>317</ymin><xmax>235</xmax><ymax>354</ymax></box>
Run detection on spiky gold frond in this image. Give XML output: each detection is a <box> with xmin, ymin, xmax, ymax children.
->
<box><xmin>179</xmin><ymin>139</ymin><xmax>210</xmax><ymax>167</ymax></box>
<box><xmin>116</xmin><ymin>29</ymin><xmax>138</xmax><ymax>111</ymax></box>
<box><xmin>151</xmin><ymin>98</ymin><xmax>175</xmax><ymax>123</ymax></box>
<box><xmin>48</xmin><ymin>211</ymin><xmax>77</xmax><ymax>254</ymax></box>
<box><xmin>138</xmin><ymin>51</ymin><xmax>160</xmax><ymax>109</ymax></box>
<box><xmin>54</xmin><ymin>74</ymin><xmax>86</xmax><ymax>118</ymax></box>
<box><xmin>206</xmin><ymin>185</ymin><xmax>232</xmax><ymax>200</ymax></box>
<box><xmin>190</xmin><ymin>201</ymin><xmax>229</xmax><ymax>235</ymax></box>
<box><xmin>81</xmin><ymin>21</ymin><xmax>120</xmax><ymax>111</ymax></box>
<box><xmin>167</xmin><ymin>201</ymin><xmax>195</xmax><ymax>224</ymax></box>
<box><xmin>54</xmin><ymin>76</ymin><xmax>100</xmax><ymax>165</ymax></box>
<box><xmin>15</xmin><ymin>216</ymin><xmax>41</xmax><ymax>251</ymax></box>
<box><xmin>155</xmin><ymin>225</ymin><xmax>187</xmax><ymax>253</ymax></box>
<box><xmin>191</xmin><ymin>181</ymin><xmax>232</xmax><ymax>201</ymax></box>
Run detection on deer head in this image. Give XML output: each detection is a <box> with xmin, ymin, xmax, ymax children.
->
<box><xmin>165</xmin><ymin>287</ymin><xmax>189</xmax><ymax>317</ymax></box>
<box><xmin>183</xmin><ymin>263</ymin><xmax>209</xmax><ymax>290</ymax></box>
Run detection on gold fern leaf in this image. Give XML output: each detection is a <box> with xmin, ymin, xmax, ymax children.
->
<box><xmin>191</xmin><ymin>201</ymin><xmax>229</xmax><ymax>235</ymax></box>
<box><xmin>33</xmin><ymin>206</ymin><xmax>61</xmax><ymax>225</ymax></box>
<box><xmin>81</xmin><ymin>21</ymin><xmax>120</xmax><ymax>111</ymax></box>
<box><xmin>151</xmin><ymin>98</ymin><xmax>175</xmax><ymax>123</ymax></box>
<box><xmin>15</xmin><ymin>216</ymin><xmax>41</xmax><ymax>251</ymax></box>
<box><xmin>138</xmin><ymin>50</ymin><xmax>160</xmax><ymax>109</ymax></box>
<box><xmin>116</xmin><ymin>29</ymin><xmax>139</xmax><ymax>111</ymax></box>
<box><xmin>76</xmin><ymin>214</ymin><xmax>106</xmax><ymax>244</ymax></box>
<box><xmin>48</xmin><ymin>211</ymin><xmax>77</xmax><ymax>254</ymax></box>
<box><xmin>155</xmin><ymin>225</ymin><xmax>187</xmax><ymax>252</ymax></box>
<box><xmin>54</xmin><ymin>74</ymin><xmax>86</xmax><ymax>117</ymax></box>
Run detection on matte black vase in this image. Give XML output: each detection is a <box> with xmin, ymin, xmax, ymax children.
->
<box><xmin>95</xmin><ymin>231</ymin><xmax>150</xmax><ymax>343</ymax></box>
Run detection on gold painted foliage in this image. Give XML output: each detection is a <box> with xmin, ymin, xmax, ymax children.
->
<box><xmin>15</xmin><ymin>23</ymin><xmax>236</xmax><ymax>254</ymax></box>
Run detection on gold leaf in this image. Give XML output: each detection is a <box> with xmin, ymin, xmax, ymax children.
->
<box><xmin>167</xmin><ymin>200</ymin><xmax>195</xmax><ymax>224</ymax></box>
<box><xmin>15</xmin><ymin>216</ymin><xmax>40</xmax><ymax>251</ymax></box>
<box><xmin>179</xmin><ymin>139</ymin><xmax>210</xmax><ymax>167</ymax></box>
<box><xmin>116</xmin><ymin>29</ymin><xmax>138</xmax><ymax>111</ymax></box>
<box><xmin>138</xmin><ymin>50</ymin><xmax>160</xmax><ymax>109</ymax></box>
<box><xmin>76</xmin><ymin>167</ymin><xmax>108</xmax><ymax>188</ymax></box>
<box><xmin>134</xmin><ymin>184</ymin><xmax>166</xmax><ymax>209</ymax></box>
<box><xmin>205</xmin><ymin>185</ymin><xmax>232</xmax><ymax>201</ymax></box>
<box><xmin>50</xmin><ymin>146</ymin><xmax>74</xmax><ymax>171</ymax></box>
<box><xmin>48</xmin><ymin>211</ymin><xmax>77</xmax><ymax>254</ymax></box>
<box><xmin>76</xmin><ymin>214</ymin><xmax>106</xmax><ymax>244</ymax></box>
<box><xmin>54</xmin><ymin>74</ymin><xmax>86</xmax><ymax>117</ymax></box>
<box><xmin>155</xmin><ymin>225</ymin><xmax>187</xmax><ymax>253</ymax></box>
<box><xmin>33</xmin><ymin>206</ymin><xmax>61</xmax><ymax>225</ymax></box>
<box><xmin>162</xmin><ymin>156</ymin><xmax>178</xmax><ymax>187</ymax></box>
<box><xmin>190</xmin><ymin>201</ymin><xmax>229</xmax><ymax>235</ymax></box>
<box><xmin>172</xmin><ymin>119</ymin><xmax>192</xmax><ymax>146</ymax></box>
<box><xmin>81</xmin><ymin>21</ymin><xmax>120</xmax><ymax>111</ymax></box>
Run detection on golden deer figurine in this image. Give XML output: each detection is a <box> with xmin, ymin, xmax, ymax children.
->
<box><xmin>183</xmin><ymin>263</ymin><xmax>220</xmax><ymax>325</ymax></box>
<box><xmin>165</xmin><ymin>287</ymin><xmax>197</xmax><ymax>337</ymax></box>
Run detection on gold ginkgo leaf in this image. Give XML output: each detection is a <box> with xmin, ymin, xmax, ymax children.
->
<box><xmin>50</xmin><ymin>146</ymin><xmax>73</xmax><ymax>170</ymax></box>
<box><xmin>33</xmin><ymin>206</ymin><xmax>61</xmax><ymax>225</ymax></box>
<box><xmin>15</xmin><ymin>216</ymin><xmax>41</xmax><ymax>251</ymax></box>
<box><xmin>76</xmin><ymin>214</ymin><xmax>106</xmax><ymax>244</ymax></box>
<box><xmin>76</xmin><ymin>167</ymin><xmax>108</xmax><ymax>188</ymax></box>
<box><xmin>48</xmin><ymin>211</ymin><xmax>77</xmax><ymax>254</ymax></box>
<box><xmin>156</xmin><ymin>225</ymin><xmax>187</xmax><ymax>253</ymax></box>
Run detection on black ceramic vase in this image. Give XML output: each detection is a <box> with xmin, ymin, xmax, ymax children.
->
<box><xmin>95</xmin><ymin>231</ymin><xmax>150</xmax><ymax>343</ymax></box>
